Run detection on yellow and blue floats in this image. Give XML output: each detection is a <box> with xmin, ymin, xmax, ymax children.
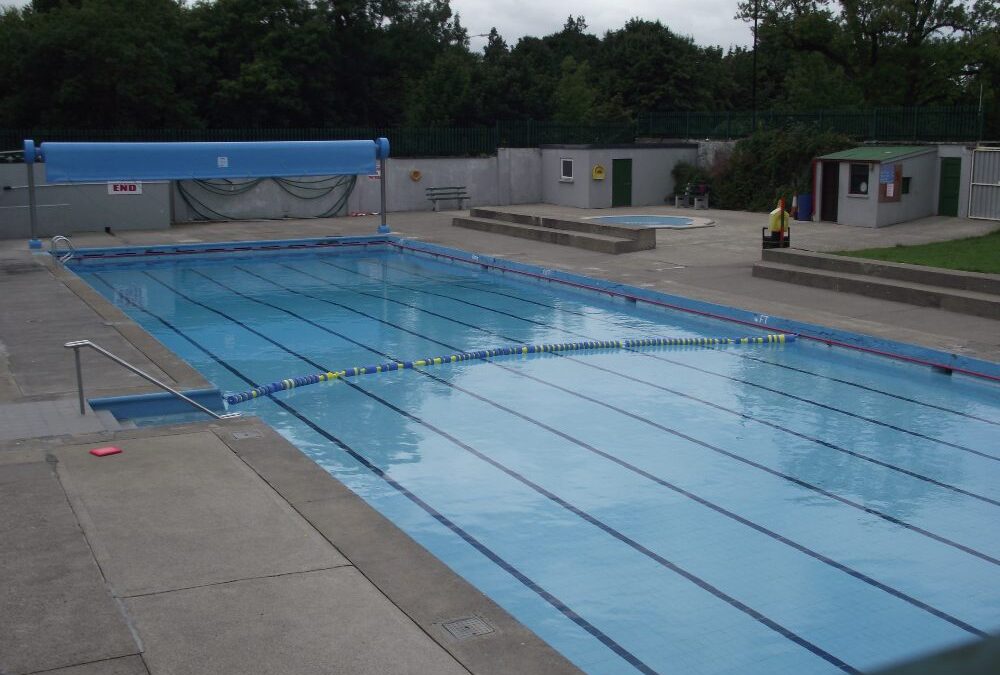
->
<box><xmin>225</xmin><ymin>333</ymin><xmax>796</xmax><ymax>405</ymax></box>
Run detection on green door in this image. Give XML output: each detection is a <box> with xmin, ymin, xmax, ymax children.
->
<box><xmin>938</xmin><ymin>158</ymin><xmax>961</xmax><ymax>217</ymax></box>
<box><xmin>612</xmin><ymin>159</ymin><xmax>632</xmax><ymax>207</ymax></box>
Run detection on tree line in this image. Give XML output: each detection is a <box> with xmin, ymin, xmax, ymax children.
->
<box><xmin>0</xmin><ymin>0</ymin><xmax>996</xmax><ymax>134</ymax></box>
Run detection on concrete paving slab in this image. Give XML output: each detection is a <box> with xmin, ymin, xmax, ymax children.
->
<box><xmin>126</xmin><ymin>567</ymin><xmax>470</xmax><ymax>675</ymax></box>
<box><xmin>54</xmin><ymin>431</ymin><xmax>347</xmax><ymax>596</ymax></box>
<box><xmin>213</xmin><ymin>418</ymin><xmax>344</xmax><ymax>505</ymax></box>
<box><xmin>0</xmin><ymin>398</ymin><xmax>111</xmax><ymax>441</ymax></box>
<box><xmin>0</xmin><ymin>461</ymin><xmax>138</xmax><ymax>675</ymax></box>
<box><xmin>27</xmin><ymin>655</ymin><xmax>149</xmax><ymax>675</ymax></box>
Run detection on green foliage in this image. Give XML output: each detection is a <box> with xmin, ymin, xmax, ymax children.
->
<box><xmin>712</xmin><ymin>126</ymin><xmax>853</xmax><ymax>212</ymax></box>
<box><xmin>670</xmin><ymin>162</ymin><xmax>713</xmax><ymax>198</ymax></box>
<box><xmin>0</xmin><ymin>1</ymin><xmax>992</xmax><ymax>133</ymax></box>
<box><xmin>836</xmin><ymin>229</ymin><xmax>1000</xmax><ymax>274</ymax></box>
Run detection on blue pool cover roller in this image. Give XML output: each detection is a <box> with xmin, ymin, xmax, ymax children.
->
<box><xmin>31</xmin><ymin>138</ymin><xmax>390</xmax><ymax>182</ymax></box>
<box><xmin>226</xmin><ymin>334</ymin><xmax>796</xmax><ymax>405</ymax></box>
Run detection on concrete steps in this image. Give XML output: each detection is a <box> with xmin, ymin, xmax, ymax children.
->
<box><xmin>752</xmin><ymin>249</ymin><xmax>1000</xmax><ymax>319</ymax></box>
<box><xmin>453</xmin><ymin>208</ymin><xmax>655</xmax><ymax>254</ymax></box>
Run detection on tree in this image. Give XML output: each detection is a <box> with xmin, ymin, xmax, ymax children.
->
<box><xmin>551</xmin><ymin>56</ymin><xmax>597</xmax><ymax>123</ymax></box>
<box><xmin>738</xmin><ymin>0</ymin><xmax>975</xmax><ymax>105</ymax></box>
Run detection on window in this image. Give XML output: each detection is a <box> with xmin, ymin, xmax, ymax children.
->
<box><xmin>902</xmin><ymin>177</ymin><xmax>911</xmax><ymax>194</ymax></box>
<box><xmin>849</xmin><ymin>163</ymin><xmax>869</xmax><ymax>195</ymax></box>
<box><xmin>560</xmin><ymin>158</ymin><xmax>574</xmax><ymax>182</ymax></box>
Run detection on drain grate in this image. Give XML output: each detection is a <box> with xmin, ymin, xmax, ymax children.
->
<box><xmin>441</xmin><ymin>616</ymin><xmax>494</xmax><ymax>640</ymax></box>
<box><xmin>231</xmin><ymin>430</ymin><xmax>263</xmax><ymax>440</ymax></box>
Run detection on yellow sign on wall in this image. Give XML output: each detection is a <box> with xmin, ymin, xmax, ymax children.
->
<box><xmin>592</xmin><ymin>164</ymin><xmax>606</xmax><ymax>180</ymax></box>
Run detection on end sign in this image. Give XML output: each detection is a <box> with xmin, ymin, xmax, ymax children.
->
<box><xmin>107</xmin><ymin>182</ymin><xmax>142</xmax><ymax>195</ymax></box>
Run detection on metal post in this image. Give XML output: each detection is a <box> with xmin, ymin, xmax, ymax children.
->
<box><xmin>377</xmin><ymin>154</ymin><xmax>389</xmax><ymax>234</ymax></box>
<box><xmin>751</xmin><ymin>0</ymin><xmax>758</xmax><ymax>133</ymax></box>
<box><xmin>24</xmin><ymin>139</ymin><xmax>41</xmax><ymax>249</ymax></box>
<box><xmin>73</xmin><ymin>345</ymin><xmax>85</xmax><ymax>414</ymax></box>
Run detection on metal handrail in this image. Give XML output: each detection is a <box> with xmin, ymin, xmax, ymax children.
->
<box><xmin>51</xmin><ymin>235</ymin><xmax>75</xmax><ymax>263</ymax></box>
<box><xmin>65</xmin><ymin>340</ymin><xmax>239</xmax><ymax>420</ymax></box>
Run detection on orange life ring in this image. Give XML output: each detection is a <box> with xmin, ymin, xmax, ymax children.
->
<box><xmin>410</xmin><ymin>170</ymin><xmax>422</xmax><ymax>182</ymax></box>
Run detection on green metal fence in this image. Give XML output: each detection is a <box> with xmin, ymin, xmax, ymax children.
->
<box><xmin>0</xmin><ymin>107</ymin><xmax>983</xmax><ymax>158</ymax></box>
<box><xmin>636</xmin><ymin>107</ymin><xmax>984</xmax><ymax>142</ymax></box>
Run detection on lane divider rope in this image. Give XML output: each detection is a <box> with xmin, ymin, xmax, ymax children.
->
<box><xmin>225</xmin><ymin>333</ymin><xmax>796</xmax><ymax>405</ymax></box>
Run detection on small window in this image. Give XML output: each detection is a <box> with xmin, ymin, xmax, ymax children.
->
<box><xmin>902</xmin><ymin>177</ymin><xmax>911</xmax><ymax>194</ymax></box>
<box><xmin>849</xmin><ymin>163</ymin><xmax>869</xmax><ymax>195</ymax></box>
<box><xmin>560</xmin><ymin>158</ymin><xmax>574</xmax><ymax>182</ymax></box>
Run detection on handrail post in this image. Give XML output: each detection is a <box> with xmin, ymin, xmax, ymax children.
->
<box><xmin>72</xmin><ymin>343</ymin><xmax>85</xmax><ymax>414</ymax></box>
<box><xmin>63</xmin><ymin>339</ymin><xmax>238</xmax><ymax>420</ymax></box>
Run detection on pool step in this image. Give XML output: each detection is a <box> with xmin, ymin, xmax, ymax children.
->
<box><xmin>760</xmin><ymin>248</ymin><xmax>1000</xmax><ymax>295</ymax></box>
<box><xmin>454</xmin><ymin>209</ymin><xmax>655</xmax><ymax>254</ymax></box>
<box><xmin>752</xmin><ymin>255</ymin><xmax>1000</xmax><ymax>319</ymax></box>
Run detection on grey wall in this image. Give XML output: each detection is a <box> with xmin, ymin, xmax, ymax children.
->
<box><xmin>0</xmin><ymin>164</ymin><xmax>170</xmax><ymax>239</ymax></box>
<box><xmin>835</xmin><ymin>151</ymin><xmax>939</xmax><ymax>228</ymax></box>
<box><xmin>875</xmin><ymin>152</ymin><xmax>937</xmax><ymax>227</ymax></box>
<box><xmin>348</xmin><ymin>156</ymin><xmax>501</xmax><ymax>214</ymax></box>
<box><xmin>541</xmin><ymin>149</ymin><xmax>592</xmax><ymax>208</ymax></box>
<box><xmin>836</xmin><ymin>161</ymin><xmax>879</xmax><ymax>227</ymax></box>
<box><xmin>541</xmin><ymin>146</ymin><xmax>698</xmax><ymax>209</ymax></box>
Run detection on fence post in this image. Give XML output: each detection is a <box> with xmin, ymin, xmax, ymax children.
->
<box><xmin>685</xmin><ymin>111</ymin><xmax>690</xmax><ymax>139</ymax></box>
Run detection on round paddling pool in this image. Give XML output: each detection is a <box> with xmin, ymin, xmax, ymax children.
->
<box><xmin>592</xmin><ymin>215</ymin><xmax>695</xmax><ymax>227</ymax></box>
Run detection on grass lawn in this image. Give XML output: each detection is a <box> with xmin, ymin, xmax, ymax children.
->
<box><xmin>836</xmin><ymin>228</ymin><xmax>1000</xmax><ymax>274</ymax></box>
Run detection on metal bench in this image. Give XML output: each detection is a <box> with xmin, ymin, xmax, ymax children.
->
<box><xmin>426</xmin><ymin>186</ymin><xmax>468</xmax><ymax>211</ymax></box>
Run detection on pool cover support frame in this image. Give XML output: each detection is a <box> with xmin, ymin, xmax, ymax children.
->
<box><xmin>21</xmin><ymin>137</ymin><xmax>392</xmax><ymax>247</ymax></box>
<box><xmin>225</xmin><ymin>334</ymin><xmax>796</xmax><ymax>405</ymax></box>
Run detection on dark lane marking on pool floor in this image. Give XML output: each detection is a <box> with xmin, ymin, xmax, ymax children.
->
<box><xmin>89</xmin><ymin>273</ymin><xmax>659</xmax><ymax>675</ymax></box>
<box><xmin>229</xmin><ymin>264</ymin><xmax>1000</xmax><ymax>567</ymax></box>
<box><xmin>135</xmin><ymin>271</ymin><xmax>864</xmax><ymax>672</ymax></box>
<box><xmin>321</xmin><ymin>258</ymin><xmax>1000</xmax><ymax>461</ymax></box>
<box><xmin>372</xmin><ymin>257</ymin><xmax>1000</xmax><ymax>427</ymax></box>
<box><xmin>178</xmin><ymin>266</ymin><xmax>997</xmax><ymax>632</ymax></box>
<box><xmin>285</xmin><ymin>261</ymin><xmax>1000</xmax><ymax>501</ymax></box>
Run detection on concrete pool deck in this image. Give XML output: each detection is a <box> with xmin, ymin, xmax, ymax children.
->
<box><xmin>1</xmin><ymin>203</ymin><xmax>998</xmax><ymax>674</ymax></box>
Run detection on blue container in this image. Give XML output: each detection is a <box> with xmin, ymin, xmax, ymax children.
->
<box><xmin>796</xmin><ymin>193</ymin><xmax>813</xmax><ymax>221</ymax></box>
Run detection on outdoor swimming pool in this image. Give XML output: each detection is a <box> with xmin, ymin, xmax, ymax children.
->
<box><xmin>73</xmin><ymin>241</ymin><xmax>1000</xmax><ymax>675</ymax></box>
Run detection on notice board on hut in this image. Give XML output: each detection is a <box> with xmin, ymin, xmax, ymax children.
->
<box><xmin>879</xmin><ymin>163</ymin><xmax>902</xmax><ymax>203</ymax></box>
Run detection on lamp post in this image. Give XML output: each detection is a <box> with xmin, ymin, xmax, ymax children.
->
<box><xmin>752</xmin><ymin>0</ymin><xmax>759</xmax><ymax>132</ymax></box>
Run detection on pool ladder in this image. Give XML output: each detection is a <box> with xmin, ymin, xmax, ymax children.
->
<box><xmin>51</xmin><ymin>235</ymin><xmax>76</xmax><ymax>263</ymax></box>
<box><xmin>65</xmin><ymin>339</ymin><xmax>240</xmax><ymax>420</ymax></box>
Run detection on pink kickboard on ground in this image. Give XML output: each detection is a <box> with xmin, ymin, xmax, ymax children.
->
<box><xmin>89</xmin><ymin>446</ymin><xmax>122</xmax><ymax>457</ymax></box>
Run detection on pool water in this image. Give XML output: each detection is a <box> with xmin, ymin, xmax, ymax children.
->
<box><xmin>592</xmin><ymin>215</ymin><xmax>696</xmax><ymax>227</ymax></box>
<box><xmin>76</xmin><ymin>247</ymin><xmax>1000</xmax><ymax>675</ymax></box>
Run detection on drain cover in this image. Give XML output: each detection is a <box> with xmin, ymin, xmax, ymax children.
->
<box><xmin>231</xmin><ymin>430</ymin><xmax>263</xmax><ymax>440</ymax></box>
<box><xmin>441</xmin><ymin>616</ymin><xmax>494</xmax><ymax>640</ymax></box>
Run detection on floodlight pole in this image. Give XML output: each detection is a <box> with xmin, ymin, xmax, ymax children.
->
<box><xmin>23</xmin><ymin>140</ymin><xmax>41</xmax><ymax>249</ymax></box>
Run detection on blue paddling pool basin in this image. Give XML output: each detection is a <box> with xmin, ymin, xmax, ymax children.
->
<box><xmin>592</xmin><ymin>215</ymin><xmax>697</xmax><ymax>228</ymax></box>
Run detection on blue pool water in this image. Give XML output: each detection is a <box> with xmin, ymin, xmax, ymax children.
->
<box><xmin>75</xmin><ymin>246</ymin><xmax>1000</xmax><ymax>674</ymax></box>
<box><xmin>593</xmin><ymin>215</ymin><xmax>695</xmax><ymax>227</ymax></box>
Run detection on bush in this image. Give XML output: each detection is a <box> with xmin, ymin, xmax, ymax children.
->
<box><xmin>670</xmin><ymin>161</ymin><xmax>713</xmax><ymax>199</ymax></box>
<box><xmin>711</xmin><ymin>125</ymin><xmax>853</xmax><ymax>212</ymax></box>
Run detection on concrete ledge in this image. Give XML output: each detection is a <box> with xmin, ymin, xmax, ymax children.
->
<box><xmin>762</xmin><ymin>248</ymin><xmax>1000</xmax><ymax>295</ymax></box>
<box><xmin>472</xmin><ymin>208</ymin><xmax>655</xmax><ymax>244</ymax></box>
<box><xmin>454</xmin><ymin>217</ymin><xmax>642</xmax><ymax>253</ymax></box>
<box><xmin>752</xmin><ymin>261</ymin><xmax>1000</xmax><ymax>319</ymax></box>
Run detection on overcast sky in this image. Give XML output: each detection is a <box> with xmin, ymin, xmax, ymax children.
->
<box><xmin>0</xmin><ymin>0</ymin><xmax>754</xmax><ymax>51</ymax></box>
<box><xmin>455</xmin><ymin>0</ymin><xmax>753</xmax><ymax>52</ymax></box>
